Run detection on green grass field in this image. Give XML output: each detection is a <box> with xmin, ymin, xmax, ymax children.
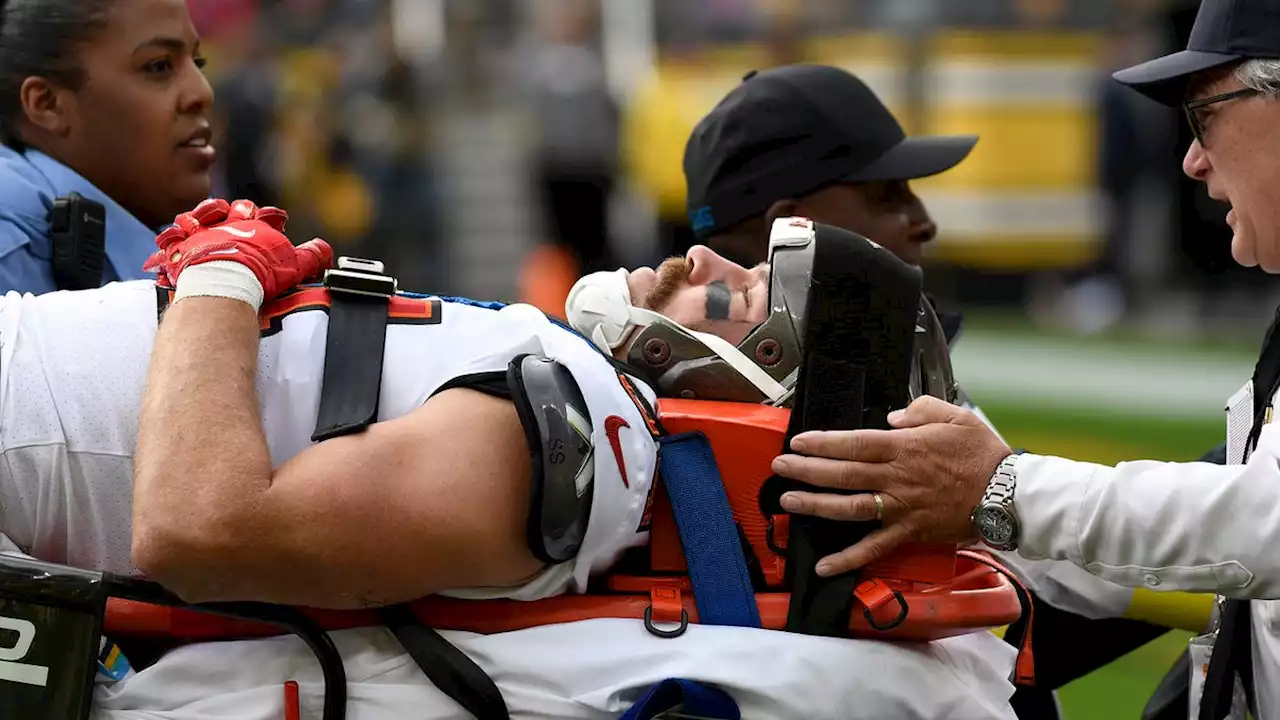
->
<box><xmin>956</xmin><ymin>315</ymin><xmax>1249</xmax><ymax>719</ymax></box>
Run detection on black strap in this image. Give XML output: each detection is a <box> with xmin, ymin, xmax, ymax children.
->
<box><xmin>307</xmin><ymin>258</ymin><xmax>509</xmax><ymax>719</ymax></box>
<box><xmin>1200</xmin><ymin>600</ymin><xmax>1252</xmax><ymax>720</ymax></box>
<box><xmin>432</xmin><ymin>372</ymin><xmax>511</xmax><ymax>401</ymax></box>
<box><xmin>1244</xmin><ymin>303</ymin><xmax>1280</xmax><ymax>455</ymax></box>
<box><xmin>1199</xmin><ymin>304</ymin><xmax>1280</xmax><ymax>719</ymax></box>
<box><xmin>379</xmin><ymin>604</ymin><xmax>509</xmax><ymax>720</ymax></box>
<box><xmin>757</xmin><ymin>226</ymin><xmax>922</xmax><ymax>635</ymax></box>
<box><xmin>311</xmin><ymin>292</ymin><xmax>390</xmax><ymax>442</ymax></box>
<box><xmin>779</xmin><ymin>354</ymin><xmax>867</xmax><ymax>634</ymax></box>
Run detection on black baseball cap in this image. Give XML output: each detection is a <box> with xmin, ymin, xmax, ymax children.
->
<box><xmin>1113</xmin><ymin>0</ymin><xmax>1280</xmax><ymax>106</ymax></box>
<box><xmin>683</xmin><ymin>63</ymin><xmax>977</xmax><ymax>238</ymax></box>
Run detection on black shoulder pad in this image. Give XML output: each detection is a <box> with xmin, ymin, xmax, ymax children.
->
<box><xmin>507</xmin><ymin>354</ymin><xmax>595</xmax><ymax>564</ymax></box>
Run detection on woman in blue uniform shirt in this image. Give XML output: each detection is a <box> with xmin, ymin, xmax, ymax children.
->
<box><xmin>0</xmin><ymin>0</ymin><xmax>216</xmax><ymax>294</ymax></box>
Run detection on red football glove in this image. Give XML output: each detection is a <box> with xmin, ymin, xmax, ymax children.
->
<box><xmin>144</xmin><ymin>198</ymin><xmax>333</xmax><ymax>301</ymax></box>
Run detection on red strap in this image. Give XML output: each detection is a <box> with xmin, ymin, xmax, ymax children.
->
<box><xmin>283</xmin><ymin>680</ymin><xmax>300</xmax><ymax>720</ymax></box>
<box><xmin>772</xmin><ymin>514</ymin><xmax>790</xmax><ymax>550</ymax></box>
<box><xmin>649</xmin><ymin>584</ymin><xmax>685</xmax><ymax>625</ymax></box>
<box><xmin>958</xmin><ymin>550</ymin><xmax>1035</xmax><ymax>686</ymax></box>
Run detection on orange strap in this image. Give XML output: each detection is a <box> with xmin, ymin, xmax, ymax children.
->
<box><xmin>649</xmin><ymin>585</ymin><xmax>684</xmax><ymax>625</ymax></box>
<box><xmin>958</xmin><ymin>550</ymin><xmax>1036</xmax><ymax>686</ymax></box>
<box><xmin>853</xmin><ymin>578</ymin><xmax>909</xmax><ymax>631</ymax></box>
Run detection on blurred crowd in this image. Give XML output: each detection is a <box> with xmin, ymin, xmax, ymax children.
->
<box><xmin>191</xmin><ymin>0</ymin><xmax>442</xmax><ymax>288</ymax></box>
<box><xmin>188</xmin><ymin>0</ymin><xmax>1267</xmax><ymax>338</ymax></box>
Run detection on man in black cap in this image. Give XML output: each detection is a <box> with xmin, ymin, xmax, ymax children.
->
<box><xmin>764</xmin><ymin>3</ymin><xmax>1280</xmax><ymax>719</ymax></box>
<box><xmin>683</xmin><ymin>63</ymin><xmax>974</xmax><ymax>271</ymax></box>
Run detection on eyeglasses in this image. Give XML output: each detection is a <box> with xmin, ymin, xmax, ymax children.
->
<box><xmin>1184</xmin><ymin>87</ymin><xmax>1261</xmax><ymax>146</ymax></box>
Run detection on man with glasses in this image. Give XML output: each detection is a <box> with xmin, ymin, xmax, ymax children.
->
<box><xmin>765</xmin><ymin>1</ymin><xmax>1280</xmax><ymax>718</ymax></box>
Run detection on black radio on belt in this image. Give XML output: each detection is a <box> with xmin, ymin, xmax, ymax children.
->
<box><xmin>49</xmin><ymin>192</ymin><xmax>106</xmax><ymax>291</ymax></box>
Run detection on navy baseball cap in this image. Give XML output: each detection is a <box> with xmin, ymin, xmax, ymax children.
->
<box><xmin>1114</xmin><ymin>0</ymin><xmax>1280</xmax><ymax>106</ymax></box>
<box><xmin>683</xmin><ymin>63</ymin><xmax>978</xmax><ymax>238</ymax></box>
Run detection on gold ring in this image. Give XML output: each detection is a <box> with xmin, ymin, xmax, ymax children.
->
<box><xmin>873</xmin><ymin>493</ymin><xmax>884</xmax><ymax>521</ymax></box>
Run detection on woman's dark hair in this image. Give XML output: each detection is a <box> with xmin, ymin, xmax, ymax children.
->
<box><xmin>0</xmin><ymin>0</ymin><xmax>115</xmax><ymax>148</ymax></box>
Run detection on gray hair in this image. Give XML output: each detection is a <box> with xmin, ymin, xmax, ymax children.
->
<box><xmin>1235</xmin><ymin>58</ymin><xmax>1280</xmax><ymax>95</ymax></box>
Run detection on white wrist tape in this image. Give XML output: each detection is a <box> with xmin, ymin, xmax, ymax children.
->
<box><xmin>173</xmin><ymin>261</ymin><xmax>265</xmax><ymax>311</ymax></box>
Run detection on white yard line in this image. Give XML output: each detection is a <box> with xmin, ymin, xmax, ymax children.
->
<box><xmin>951</xmin><ymin>331</ymin><xmax>1252</xmax><ymax>419</ymax></box>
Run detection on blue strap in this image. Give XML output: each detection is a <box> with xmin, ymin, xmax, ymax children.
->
<box><xmin>620</xmin><ymin>678</ymin><xmax>741</xmax><ymax>720</ymax></box>
<box><xmin>657</xmin><ymin>432</ymin><xmax>761</xmax><ymax>628</ymax></box>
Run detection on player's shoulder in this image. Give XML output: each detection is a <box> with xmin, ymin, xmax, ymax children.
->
<box><xmin>472</xmin><ymin>301</ymin><xmax>660</xmax><ymax>458</ymax></box>
<box><xmin>383</xmin><ymin>293</ymin><xmax>656</xmax><ymax>424</ymax></box>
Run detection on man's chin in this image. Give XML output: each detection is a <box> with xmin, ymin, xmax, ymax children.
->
<box><xmin>1231</xmin><ymin>233</ymin><xmax>1261</xmax><ymax>269</ymax></box>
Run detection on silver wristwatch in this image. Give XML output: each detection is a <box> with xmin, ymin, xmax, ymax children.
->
<box><xmin>972</xmin><ymin>454</ymin><xmax>1020</xmax><ymax>552</ymax></box>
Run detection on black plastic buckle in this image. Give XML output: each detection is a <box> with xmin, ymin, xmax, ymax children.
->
<box><xmin>323</xmin><ymin>257</ymin><xmax>397</xmax><ymax>298</ymax></box>
<box><xmin>643</xmin><ymin>606</ymin><xmax>689</xmax><ymax>639</ymax></box>
<box><xmin>863</xmin><ymin>589</ymin><xmax>909</xmax><ymax>631</ymax></box>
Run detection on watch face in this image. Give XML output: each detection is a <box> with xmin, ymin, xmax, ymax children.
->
<box><xmin>976</xmin><ymin>506</ymin><xmax>1014</xmax><ymax>546</ymax></box>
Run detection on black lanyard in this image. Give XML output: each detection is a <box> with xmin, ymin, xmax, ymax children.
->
<box><xmin>1199</xmin><ymin>304</ymin><xmax>1280</xmax><ymax>719</ymax></box>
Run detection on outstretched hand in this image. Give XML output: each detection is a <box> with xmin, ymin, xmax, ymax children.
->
<box><xmin>771</xmin><ymin>395</ymin><xmax>1013</xmax><ymax>576</ymax></box>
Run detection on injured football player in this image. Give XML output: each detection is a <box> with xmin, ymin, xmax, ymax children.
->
<box><xmin>0</xmin><ymin>201</ymin><xmax>1023</xmax><ymax>720</ymax></box>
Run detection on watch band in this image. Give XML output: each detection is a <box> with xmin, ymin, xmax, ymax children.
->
<box><xmin>984</xmin><ymin>454</ymin><xmax>1019</xmax><ymax>507</ymax></box>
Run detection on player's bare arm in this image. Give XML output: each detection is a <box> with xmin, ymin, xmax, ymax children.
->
<box><xmin>132</xmin><ymin>201</ymin><xmax>545</xmax><ymax>608</ymax></box>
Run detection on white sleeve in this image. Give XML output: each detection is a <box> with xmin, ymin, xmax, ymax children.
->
<box><xmin>966</xmin><ymin>399</ymin><xmax>1166</xmax><ymax>622</ymax></box>
<box><xmin>1015</xmin><ymin>420</ymin><xmax>1280</xmax><ymax>599</ymax></box>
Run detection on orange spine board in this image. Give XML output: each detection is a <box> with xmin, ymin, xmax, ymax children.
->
<box><xmin>103</xmin><ymin>552</ymin><xmax>1022</xmax><ymax>642</ymax></box>
<box><xmin>655</xmin><ymin>399</ymin><xmax>957</xmax><ymax>587</ymax></box>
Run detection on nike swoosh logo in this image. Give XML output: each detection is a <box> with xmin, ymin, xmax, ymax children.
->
<box><xmin>604</xmin><ymin>415</ymin><xmax>631</xmax><ymax>489</ymax></box>
<box><xmin>211</xmin><ymin>226</ymin><xmax>256</xmax><ymax>239</ymax></box>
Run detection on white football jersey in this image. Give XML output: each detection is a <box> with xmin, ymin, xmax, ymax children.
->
<box><xmin>0</xmin><ymin>280</ymin><xmax>659</xmax><ymax>599</ymax></box>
